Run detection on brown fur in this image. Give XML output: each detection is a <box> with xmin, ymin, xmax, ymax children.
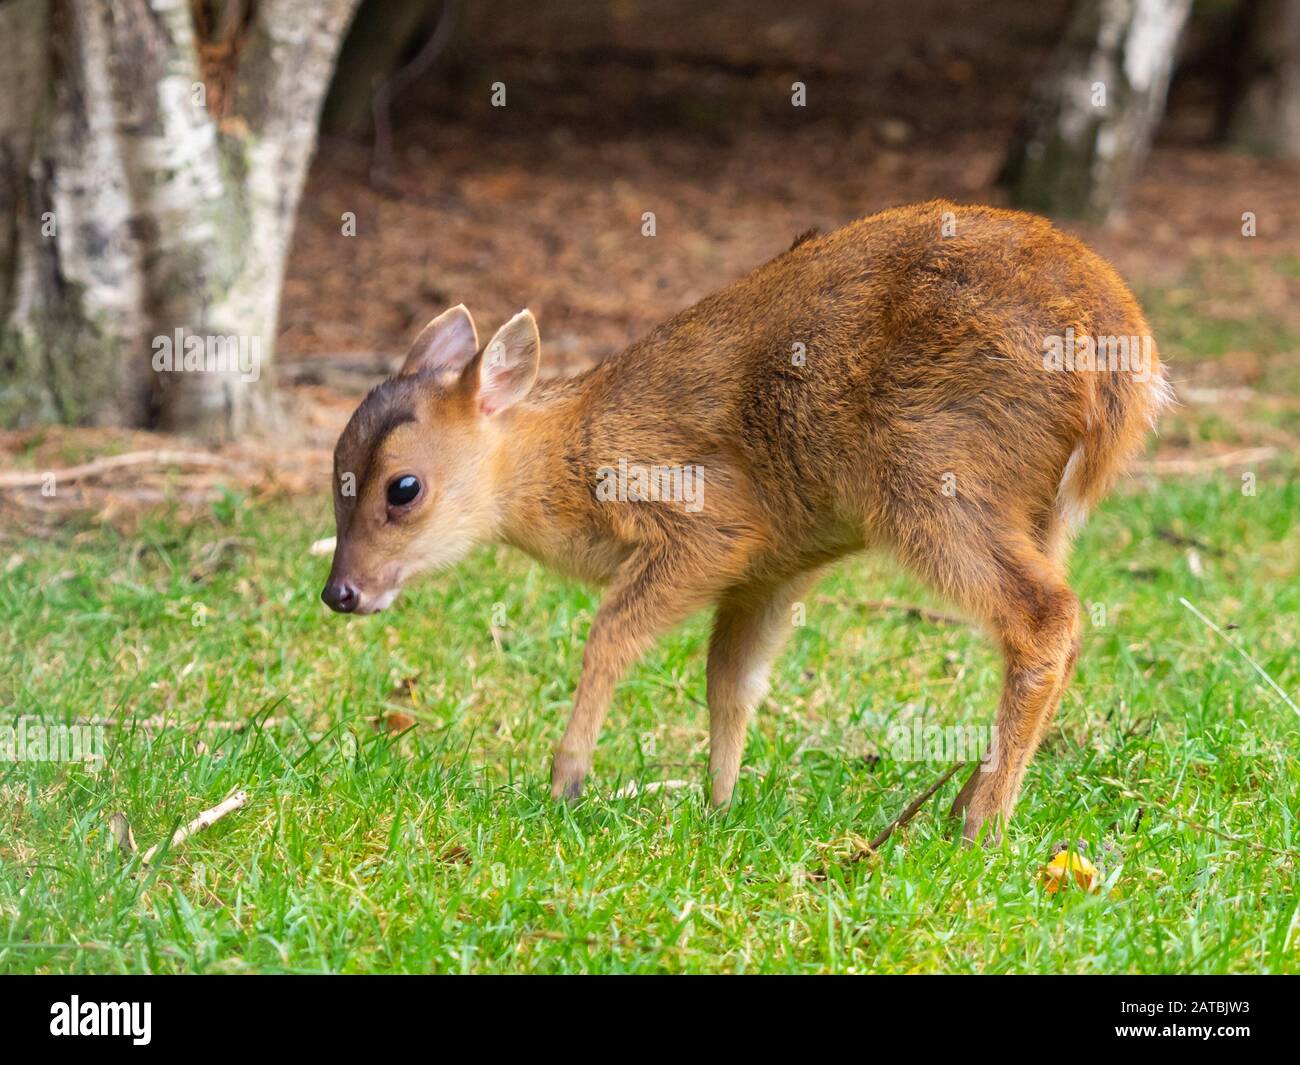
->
<box><xmin>325</xmin><ymin>200</ymin><xmax>1168</xmax><ymax>842</ymax></box>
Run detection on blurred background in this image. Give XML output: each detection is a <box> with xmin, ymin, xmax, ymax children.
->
<box><xmin>1</xmin><ymin>0</ymin><xmax>1297</xmax><ymax>521</ymax></box>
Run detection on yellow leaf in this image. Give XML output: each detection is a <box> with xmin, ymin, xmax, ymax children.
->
<box><xmin>1042</xmin><ymin>850</ymin><xmax>1099</xmax><ymax>893</ymax></box>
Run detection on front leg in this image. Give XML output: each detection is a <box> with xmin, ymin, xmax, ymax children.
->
<box><xmin>551</xmin><ymin>546</ymin><xmax>739</xmax><ymax>800</ymax></box>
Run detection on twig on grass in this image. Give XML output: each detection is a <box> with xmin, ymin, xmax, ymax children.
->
<box><xmin>1103</xmin><ymin>782</ymin><xmax>1300</xmax><ymax>860</ymax></box>
<box><xmin>81</xmin><ymin>716</ymin><xmax>282</xmax><ymax>736</ymax></box>
<box><xmin>1155</xmin><ymin>528</ymin><xmax>1224</xmax><ymax>557</ymax></box>
<box><xmin>0</xmin><ymin>449</ymin><xmax>245</xmax><ymax>489</ymax></box>
<box><xmin>1142</xmin><ymin>447</ymin><xmax>1277</xmax><ymax>476</ymax></box>
<box><xmin>866</xmin><ymin>599</ymin><xmax>969</xmax><ymax>627</ymax></box>
<box><xmin>864</xmin><ymin>760</ymin><xmax>968</xmax><ymax>854</ymax></box>
<box><xmin>1153</xmin><ymin>809</ymin><xmax>1292</xmax><ymax>856</ymax></box>
<box><xmin>140</xmin><ymin>790</ymin><xmax>249</xmax><ymax>865</ymax></box>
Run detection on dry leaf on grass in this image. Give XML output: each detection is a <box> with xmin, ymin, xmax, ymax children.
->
<box><xmin>373</xmin><ymin>710</ymin><xmax>416</xmax><ymax>733</ymax></box>
<box><xmin>109</xmin><ymin>812</ymin><xmax>138</xmax><ymax>856</ymax></box>
<box><xmin>813</xmin><ymin>831</ymin><xmax>877</xmax><ymax>864</ymax></box>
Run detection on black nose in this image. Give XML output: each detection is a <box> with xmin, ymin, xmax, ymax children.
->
<box><xmin>321</xmin><ymin>581</ymin><xmax>358</xmax><ymax>613</ymax></box>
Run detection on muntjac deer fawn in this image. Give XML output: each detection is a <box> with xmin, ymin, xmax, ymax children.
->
<box><xmin>323</xmin><ymin>200</ymin><xmax>1169</xmax><ymax>842</ymax></box>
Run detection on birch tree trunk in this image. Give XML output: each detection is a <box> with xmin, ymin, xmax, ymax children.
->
<box><xmin>1220</xmin><ymin>0</ymin><xmax>1300</xmax><ymax>156</ymax></box>
<box><xmin>0</xmin><ymin>0</ymin><xmax>360</xmax><ymax>438</ymax></box>
<box><xmin>1001</xmin><ymin>0</ymin><xmax>1192</xmax><ymax>221</ymax></box>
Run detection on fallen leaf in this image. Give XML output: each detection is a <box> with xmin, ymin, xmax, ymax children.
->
<box><xmin>373</xmin><ymin>710</ymin><xmax>416</xmax><ymax>733</ymax></box>
<box><xmin>1042</xmin><ymin>849</ymin><xmax>1100</xmax><ymax>893</ymax></box>
<box><xmin>109</xmin><ymin>812</ymin><xmax>138</xmax><ymax>855</ymax></box>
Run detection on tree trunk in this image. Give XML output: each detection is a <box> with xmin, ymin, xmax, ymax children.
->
<box><xmin>1001</xmin><ymin>0</ymin><xmax>1192</xmax><ymax>221</ymax></box>
<box><xmin>1219</xmin><ymin>0</ymin><xmax>1300</xmax><ymax>156</ymax></box>
<box><xmin>0</xmin><ymin>0</ymin><xmax>360</xmax><ymax>438</ymax></box>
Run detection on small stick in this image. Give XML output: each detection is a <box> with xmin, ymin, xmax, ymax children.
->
<box><xmin>79</xmin><ymin>716</ymin><xmax>280</xmax><ymax>733</ymax></box>
<box><xmin>141</xmin><ymin>790</ymin><xmax>248</xmax><ymax>864</ymax></box>
<box><xmin>309</xmin><ymin>535</ymin><xmax>337</xmax><ymax>556</ymax></box>
<box><xmin>1142</xmin><ymin>446</ymin><xmax>1277</xmax><ymax>476</ymax></box>
<box><xmin>1155</xmin><ymin>527</ymin><xmax>1224</xmax><ymax>557</ymax></box>
<box><xmin>866</xmin><ymin>760</ymin><xmax>968</xmax><ymax>852</ymax></box>
<box><xmin>1105</xmin><ymin>785</ymin><xmax>1300</xmax><ymax>860</ymax></box>
<box><xmin>1152</xmin><ymin>809</ymin><xmax>1290</xmax><ymax>854</ymax></box>
<box><xmin>0</xmin><ymin>449</ymin><xmax>245</xmax><ymax>489</ymax></box>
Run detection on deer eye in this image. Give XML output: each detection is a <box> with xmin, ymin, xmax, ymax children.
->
<box><xmin>386</xmin><ymin>475</ymin><xmax>421</xmax><ymax>507</ymax></box>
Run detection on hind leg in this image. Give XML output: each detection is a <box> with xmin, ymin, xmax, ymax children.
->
<box><xmin>947</xmin><ymin>576</ymin><xmax>1080</xmax><ymax>842</ymax></box>
<box><xmin>706</xmin><ymin>573</ymin><xmax>815</xmax><ymax>807</ymax></box>
<box><xmin>893</xmin><ymin>516</ymin><xmax>1081</xmax><ymax>843</ymax></box>
<box><xmin>1026</xmin><ymin>513</ymin><xmax>1083</xmax><ymax>749</ymax></box>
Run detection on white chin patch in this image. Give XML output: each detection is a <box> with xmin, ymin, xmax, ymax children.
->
<box><xmin>357</xmin><ymin>588</ymin><xmax>401</xmax><ymax>615</ymax></box>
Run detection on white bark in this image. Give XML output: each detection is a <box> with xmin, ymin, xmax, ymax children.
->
<box><xmin>0</xmin><ymin>0</ymin><xmax>360</xmax><ymax>437</ymax></box>
<box><xmin>1003</xmin><ymin>0</ymin><xmax>1192</xmax><ymax>221</ymax></box>
<box><xmin>1</xmin><ymin>0</ymin><xmax>148</xmax><ymax>423</ymax></box>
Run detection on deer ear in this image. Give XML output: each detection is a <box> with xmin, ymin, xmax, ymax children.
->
<box><xmin>478</xmin><ymin>310</ymin><xmax>540</xmax><ymax>416</ymax></box>
<box><xmin>400</xmin><ymin>304</ymin><xmax>479</xmax><ymax>378</ymax></box>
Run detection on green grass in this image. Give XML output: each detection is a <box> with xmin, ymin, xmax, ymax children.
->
<box><xmin>1</xmin><ymin>462</ymin><xmax>1298</xmax><ymax>974</ymax></box>
<box><xmin>1138</xmin><ymin>256</ymin><xmax>1300</xmax><ymax>400</ymax></box>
